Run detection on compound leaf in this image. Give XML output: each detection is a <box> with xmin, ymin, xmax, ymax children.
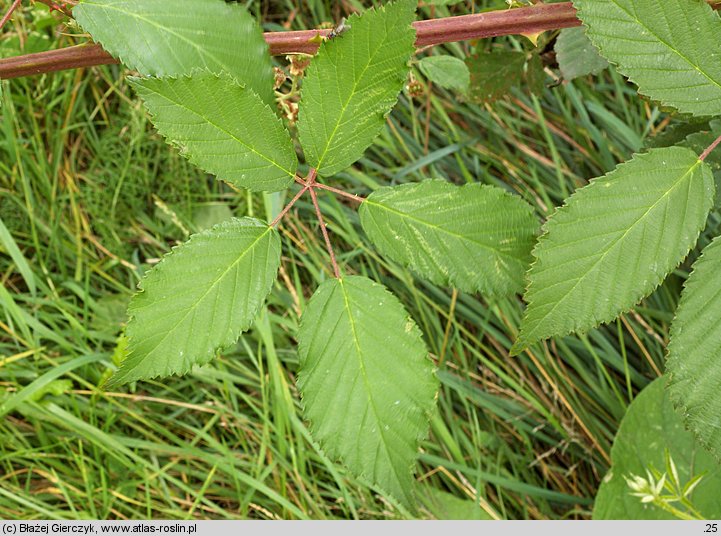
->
<box><xmin>573</xmin><ymin>0</ymin><xmax>721</xmax><ymax>116</ymax></box>
<box><xmin>418</xmin><ymin>56</ymin><xmax>470</xmax><ymax>93</ymax></box>
<box><xmin>594</xmin><ymin>379</ymin><xmax>721</xmax><ymax>519</ymax></box>
<box><xmin>110</xmin><ymin>218</ymin><xmax>280</xmax><ymax>386</ymax></box>
<box><xmin>74</xmin><ymin>0</ymin><xmax>274</xmax><ymax>106</ymax></box>
<box><xmin>667</xmin><ymin>235</ymin><xmax>721</xmax><ymax>459</ymax></box>
<box><xmin>513</xmin><ymin>147</ymin><xmax>715</xmax><ymax>354</ymax></box>
<box><xmin>297</xmin><ymin>0</ymin><xmax>416</xmax><ymax>177</ymax></box>
<box><xmin>134</xmin><ymin>73</ymin><xmax>297</xmax><ymax>192</ymax></box>
<box><xmin>297</xmin><ymin>276</ymin><xmax>438</xmax><ymax>504</ymax></box>
<box><xmin>554</xmin><ymin>26</ymin><xmax>608</xmax><ymax>81</ymax></box>
<box><xmin>467</xmin><ymin>50</ymin><xmax>526</xmax><ymax>103</ymax></box>
<box><xmin>360</xmin><ymin>180</ymin><xmax>539</xmax><ymax>296</ymax></box>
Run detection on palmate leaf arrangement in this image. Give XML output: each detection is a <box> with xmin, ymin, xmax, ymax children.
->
<box><xmin>73</xmin><ymin>0</ymin><xmax>721</xmax><ymax>507</ymax></box>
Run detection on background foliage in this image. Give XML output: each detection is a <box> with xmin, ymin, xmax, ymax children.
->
<box><xmin>1</xmin><ymin>0</ymin><xmax>714</xmax><ymax>520</ymax></box>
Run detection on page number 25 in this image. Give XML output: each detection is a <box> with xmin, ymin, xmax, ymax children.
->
<box><xmin>706</xmin><ymin>524</ymin><xmax>718</xmax><ymax>533</ymax></box>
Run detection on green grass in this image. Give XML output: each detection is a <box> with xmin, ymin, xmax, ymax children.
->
<box><xmin>0</xmin><ymin>0</ymin><xmax>696</xmax><ymax>520</ymax></box>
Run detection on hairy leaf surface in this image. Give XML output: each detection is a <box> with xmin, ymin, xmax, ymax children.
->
<box><xmin>467</xmin><ymin>50</ymin><xmax>525</xmax><ymax>103</ymax></box>
<box><xmin>573</xmin><ymin>0</ymin><xmax>721</xmax><ymax>116</ymax></box>
<box><xmin>418</xmin><ymin>56</ymin><xmax>470</xmax><ymax>93</ymax></box>
<box><xmin>110</xmin><ymin>218</ymin><xmax>280</xmax><ymax>386</ymax></box>
<box><xmin>594</xmin><ymin>379</ymin><xmax>721</xmax><ymax>519</ymax></box>
<box><xmin>297</xmin><ymin>0</ymin><xmax>416</xmax><ymax>177</ymax></box>
<box><xmin>513</xmin><ymin>147</ymin><xmax>715</xmax><ymax>354</ymax></box>
<box><xmin>360</xmin><ymin>180</ymin><xmax>539</xmax><ymax>296</ymax></box>
<box><xmin>134</xmin><ymin>74</ymin><xmax>297</xmax><ymax>192</ymax></box>
<box><xmin>555</xmin><ymin>27</ymin><xmax>608</xmax><ymax>81</ymax></box>
<box><xmin>667</xmin><ymin>236</ymin><xmax>721</xmax><ymax>459</ymax></box>
<box><xmin>74</xmin><ymin>0</ymin><xmax>274</xmax><ymax>106</ymax></box>
<box><xmin>297</xmin><ymin>276</ymin><xmax>438</xmax><ymax>504</ymax></box>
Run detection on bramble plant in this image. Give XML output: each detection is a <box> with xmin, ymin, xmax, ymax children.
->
<box><xmin>513</xmin><ymin>0</ymin><xmax>721</xmax><ymax>461</ymax></box>
<box><xmin>12</xmin><ymin>0</ymin><xmax>721</xmax><ymax>516</ymax></box>
<box><xmin>70</xmin><ymin>0</ymin><xmax>541</xmax><ymax>506</ymax></box>
<box><xmin>518</xmin><ymin>0</ymin><xmax>721</xmax><ymax>518</ymax></box>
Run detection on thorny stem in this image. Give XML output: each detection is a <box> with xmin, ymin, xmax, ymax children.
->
<box><xmin>3</xmin><ymin>0</ymin><xmax>720</xmax><ymax>79</ymax></box>
<box><xmin>0</xmin><ymin>0</ymin><xmax>23</xmax><ymax>30</ymax></box>
<box><xmin>1</xmin><ymin>1</ymin><xmax>720</xmax><ymax>78</ymax></box>
<box><xmin>699</xmin><ymin>133</ymin><xmax>721</xmax><ymax>162</ymax></box>
<box><xmin>0</xmin><ymin>2</ymin><xmax>583</xmax><ymax>79</ymax></box>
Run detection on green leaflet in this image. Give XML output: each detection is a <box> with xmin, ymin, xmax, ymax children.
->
<box><xmin>133</xmin><ymin>73</ymin><xmax>297</xmax><ymax>192</ymax></box>
<box><xmin>573</xmin><ymin>0</ymin><xmax>721</xmax><ymax>117</ymax></box>
<box><xmin>74</xmin><ymin>0</ymin><xmax>275</xmax><ymax>106</ymax></box>
<box><xmin>297</xmin><ymin>0</ymin><xmax>416</xmax><ymax>177</ymax></box>
<box><xmin>513</xmin><ymin>147</ymin><xmax>715</xmax><ymax>354</ymax></box>
<box><xmin>667</xmin><ymin>235</ymin><xmax>721</xmax><ymax>459</ymax></box>
<box><xmin>110</xmin><ymin>218</ymin><xmax>281</xmax><ymax>386</ymax></box>
<box><xmin>359</xmin><ymin>180</ymin><xmax>539</xmax><ymax>296</ymax></box>
<box><xmin>418</xmin><ymin>56</ymin><xmax>470</xmax><ymax>93</ymax></box>
<box><xmin>466</xmin><ymin>50</ymin><xmax>526</xmax><ymax>103</ymax></box>
<box><xmin>297</xmin><ymin>276</ymin><xmax>438</xmax><ymax>505</ymax></box>
<box><xmin>594</xmin><ymin>379</ymin><xmax>721</xmax><ymax>519</ymax></box>
<box><xmin>554</xmin><ymin>27</ymin><xmax>608</xmax><ymax>81</ymax></box>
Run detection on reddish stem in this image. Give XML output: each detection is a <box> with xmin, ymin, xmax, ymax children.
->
<box><xmin>295</xmin><ymin>173</ymin><xmax>364</xmax><ymax>202</ymax></box>
<box><xmin>308</xmin><ymin>186</ymin><xmax>341</xmax><ymax>279</ymax></box>
<box><xmin>0</xmin><ymin>2</ymin><xmax>583</xmax><ymax>79</ymax></box>
<box><xmin>1</xmin><ymin>0</ymin><xmax>23</xmax><ymax>30</ymax></box>
<box><xmin>700</xmin><ymin>133</ymin><xmax>721</xmax><ymax>162</ymax></box>
<box><xmin>0</xmin><ymin>43</ymin><xmax>118</xmax><ymax>77</ymax></box>
<box><xmin>305</xmin><ymin>167</ymin><xmax>318</xmax><ymax>186</ymax></box>
<box><xmin>34</xmin><ymin>0</ymin><xmax>75</xmax><ymax>17</ymax></box>
<box><xmin>413</xmin><ymin>2</ymin><xmax>580</xmax><ymax>47</ymax></box>
<box><xmin>313</xmin><ymin>182</ymin><xmax>364</xmax><ymax>203</ymax></box>
<box><xmin>4</xmin><ymin>0</ymin><xmax>721</xmax><ymax>80</ymax></box>
<box><xmin>270</xmin><ymin>184</ymin><xmax>308</xmax><ymax>227</ymax></box>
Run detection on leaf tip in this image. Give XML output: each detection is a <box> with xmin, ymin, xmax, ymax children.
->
<box><xmin>509</xmin><ymin>340</ymin><xmax>526</xmax><ymax>357</ymax></box>
<box><xmin>102</xmin><ymin>369</ymin><xmax>130</xmax><ymax>391</ymax></box>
